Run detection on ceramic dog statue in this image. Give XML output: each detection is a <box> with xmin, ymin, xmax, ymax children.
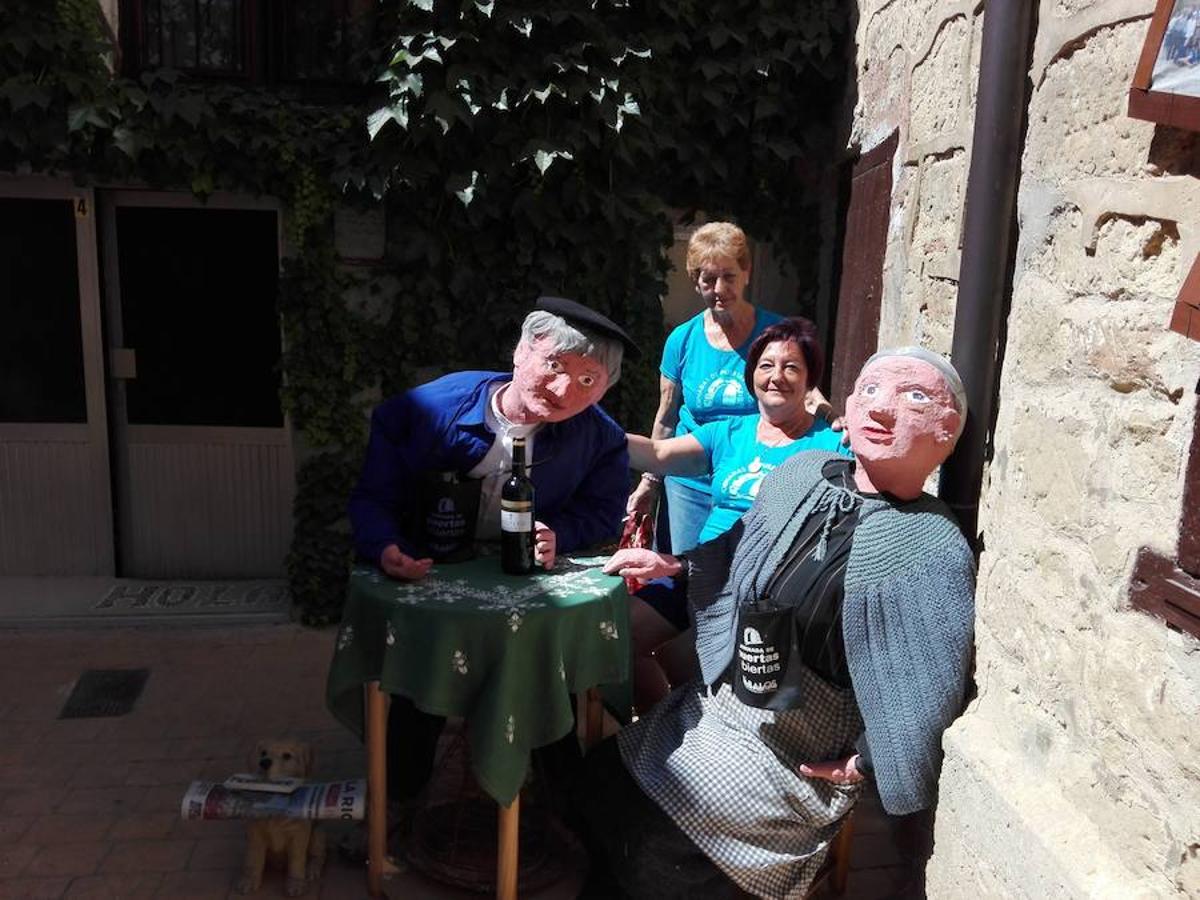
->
<box><xmin>235</xmin><ymin>740</ymin><xmax>327</xmax><ymax>896</ymax></box>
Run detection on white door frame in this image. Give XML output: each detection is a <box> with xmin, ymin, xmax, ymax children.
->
<box><xmin>0</xmin><ymin>176</ymin><xmax>114</xmax><ymax>574</ymax></box>
<box><xmin>98</xmin><ymin>188</ymin><xmax>294</xmax><ymax>577</ymax></box>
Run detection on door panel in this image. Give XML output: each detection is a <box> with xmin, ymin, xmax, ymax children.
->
<box><xmin>0</xmin><ymin>183</ymin><xmax>113</xmax><ymax>575</ymax></box>
<box><xmin>828</xmin><ymin>130</ymin><xmax>899</xmax><ymax>411</ymax></box>
<box><xmin>101</xmin><ymin>192</ymin><xmax>293</xmax><ymax>578</ymax></box>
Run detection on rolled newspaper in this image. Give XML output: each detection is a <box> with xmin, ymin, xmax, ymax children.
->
<box><xmin>180</xmin><ymin>779</ymin><xmax>366</xmax><ymax>821</ymax></box>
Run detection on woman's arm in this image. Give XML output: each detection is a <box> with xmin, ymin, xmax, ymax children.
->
<box><xmin>650</xmin><ymin>375</ymin><xmax>683</xmax><ymax>439</ymax></box>
<box><xmin>627</xmin><ymin>433</ymin><xmax>708</xmax><ymax>477</ymax></box>
<box><xmin>626</xmin><ymin>376</ymin><xmax>686</xmax><ymax>516</ymax></box>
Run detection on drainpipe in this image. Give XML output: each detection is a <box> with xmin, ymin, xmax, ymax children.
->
<box><xmin>937</xmin><ymin>0</ymin><xmax>1037</xmax><ymax>544</ymax></box>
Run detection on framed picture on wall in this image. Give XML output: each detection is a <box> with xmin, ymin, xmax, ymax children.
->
<box><xmin>1129</xmin><ymin>0</ymin><xmax>1200</xmax><ymax>131</ymax></box>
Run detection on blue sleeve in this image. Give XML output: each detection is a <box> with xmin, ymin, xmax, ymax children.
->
<box><xmin>542</xmin><ymin>417</ymin><xmax>630</xmax><ymax>552</ymax></box>
<box><xmin>689</xmin><ymin>420</ymin><xmax>718</xmax><ymax>457</ymax></box>
<box><xmin>347</xmin><ymin>393</ymin><xmax>433</xmax><ymax>564</ymax></box>
<box><xmin>659</xmin><ymin>320</ymin><xmax>688</xmax><ymax>383</ymax></box>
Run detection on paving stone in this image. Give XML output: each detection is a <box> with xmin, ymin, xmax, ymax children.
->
<box><xmin>57</xmin><ymin>787</ymin><xmax>145</xmax><ymax>817</ymax></box>
<box><xmin>0</xmin><ymin>818</ymin><xmax>31</xmax><ymax>844</ymax></box>
<box><xmin>98</xmin><ymin>839</ymin><xmax>194</xmax><ymax>874</ymax></box>
<box><xmin>23</xmin><ymin>816</ymin><xmax>111</xmax><ymax>845</ymax></box>
<box><xmin>0</xmin><ymin>876</ymin><xmax>71</xmax><ymax>899</ymax></box>
<box><xmin>22</xmin><ymin>841</ymin><xmax>110</xmax><ymax>878</ymax></box>
<box><xmin>62</xmin><ymin>872</ymin><xmax>164</xmax><ymax>899</ymax></box>
<box><xmin>105</xmin><ymin>812</ymin><xmax>177</xmax><ymax>842</ymax></box>
<box><xmin>187</xmin><ymin>837</ymin><xmax>243</xmax><ymax>871</ymax></box>
<box><xmin>0</xmin><ymin>842</ymin><xmax>38</xmax><ymax>876</ymax></box>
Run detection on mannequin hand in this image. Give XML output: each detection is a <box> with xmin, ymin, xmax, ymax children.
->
<box><xmin>603</xmin><ymin>548</ymin><xmax>680</xmax><ymax>582</ymax></box>
<box><xmin>534</xmin><ymin>521</ymin><xmax>556</xmax><ymax>569</ymax></box>
<box><xmin>798</xmin><ymin>754</ymin><xmax>865</xmax><ymax>786</ymax></box>
<box><xmin>380</xmin><ymin>545</ymin><xmax>433</xmax><ymax>581</ymax></box>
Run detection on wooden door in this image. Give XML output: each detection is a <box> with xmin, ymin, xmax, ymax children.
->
<box><xmin>828</xmin><ymin>130</ymin><xmax>899</xmax><ymax>410</ymax></box>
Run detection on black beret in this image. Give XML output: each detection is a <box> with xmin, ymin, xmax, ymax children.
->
<box><xmin>535</xmin><ymin>296</ymin><xmax>641</xmax><ymax>359</ymax></box>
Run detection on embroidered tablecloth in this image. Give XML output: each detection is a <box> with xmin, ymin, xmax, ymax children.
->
<box><xmin>326</xmin><ymin>555</ymin><xmax>629</xmax><ymax>805</ymax></box>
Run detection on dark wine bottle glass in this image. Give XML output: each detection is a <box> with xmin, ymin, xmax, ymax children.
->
<box><xmin>501</xmin><ymin>437</ymin><xmax>535</xmax><ymax>575</ymax></box>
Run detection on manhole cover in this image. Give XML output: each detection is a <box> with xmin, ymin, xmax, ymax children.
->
<box><xmin>59</xmin><ymin>668</ymin><xmax>150</xmax><ymax>719</ymax></box>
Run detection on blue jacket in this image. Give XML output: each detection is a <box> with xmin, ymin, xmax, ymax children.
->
<box><xmin>349</xmin><ymin>371</ymin><xmax>630</xmax><ymax>564</ymax></box>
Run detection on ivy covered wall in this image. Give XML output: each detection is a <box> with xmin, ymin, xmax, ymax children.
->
<box><xmin>0</xmin><ymin>0</ymin><xmax>850</xmax><ymax>621</ymax></box>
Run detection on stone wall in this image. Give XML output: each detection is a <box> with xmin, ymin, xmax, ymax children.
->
<box><xmin>847</xmin><ymin>0</ymin><xmax>1200</xmax><ymax>895</ymax></box>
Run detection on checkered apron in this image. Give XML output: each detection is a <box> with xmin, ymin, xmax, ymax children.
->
<box><xmin>618</xmin><ymin>666</ymin><xmax>862</xmax><ymax>899</ymax></box>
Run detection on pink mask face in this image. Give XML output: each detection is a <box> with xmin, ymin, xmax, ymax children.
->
<box><xmin>509</xmin><ymin>336</ymin><xmax>610</xmax><ymax>423</ymax></box>
<box><xmin>844</xmin><ymin>357</ymin><xmax>961</xmax><ymax>478</ymax></box>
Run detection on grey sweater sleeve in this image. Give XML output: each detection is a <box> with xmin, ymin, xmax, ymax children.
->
<box><xmin>843</xmin><ymin>525</ymin><xmax>976</xmax><ymax>815</ymax></box>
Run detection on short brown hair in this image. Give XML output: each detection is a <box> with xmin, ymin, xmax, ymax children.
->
<box><xmin>743</xmin><ymin>317</ymin><xmax>824</xmax><ymax>394</ymax></box>
<box><xmin>685</xmin><ymin>222</ymin><xmax>751</xmax><ymax>279</ymax></box>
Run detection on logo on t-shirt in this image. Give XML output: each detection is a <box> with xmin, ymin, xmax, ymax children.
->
<box><xmin>719</xmin><ymin>456</ymin><xmax>774</xmax><ymax>503</ymax></box>
<box><xmin>696</xmin><ymin>373</ymin><xmax>749</xmax><ymax>410</ymax></box>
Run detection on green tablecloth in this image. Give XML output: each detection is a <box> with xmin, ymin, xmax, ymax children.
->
<box><xmin>326</xmin><ymin>555</ymin><xmax>630</xmax><ymax>806</ymax></box>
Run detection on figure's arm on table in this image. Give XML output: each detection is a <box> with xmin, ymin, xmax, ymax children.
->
<box><xmin>627</xmin><ymin>375</ymin><xmax>684</xmax><ymax>517</ymax></box>
<box><xmin>347</xmin><ymin>397</ymin><xmax>434</xmax><ymax>579</ymax></box>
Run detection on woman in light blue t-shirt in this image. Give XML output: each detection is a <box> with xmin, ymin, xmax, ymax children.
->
<box><xmin>626</xmin><ymin>222</ymin><xmax>832</xmax><ymax>556</ymax></box>
<box><xmin>625</xmin><ymin>316</ymin><xmax>850</xmax><ymax>709</ymax></box>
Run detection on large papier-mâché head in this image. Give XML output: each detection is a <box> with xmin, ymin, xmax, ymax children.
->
<box><xmin>844</xmin><ymin>348</ymin><xmax>966</xmax><ymax>493</ymax></box>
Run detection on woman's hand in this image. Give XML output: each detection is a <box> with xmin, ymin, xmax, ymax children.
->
<box><xmin>625</xmin><ymin>475</ymin><xmax>661</xmax><ymax>518</ymax></box>
<box><xmin>380</xmin><ymin>544</ymin><xmax>433</xmax><ymax>581</ymax></box>
<box><xmin>603</xmin><ymin>548</ymin><xmax>681</xmax><ymax>582</ymax></box>
<box><xmin>797</xmin><ymin>754</ymin><xmax>865</xmax><ymax>786</ymax></box>
<box><xmin>534</xmin><ymin>521</ymin><xmax>557</xmax><ymax>570</ymax></box>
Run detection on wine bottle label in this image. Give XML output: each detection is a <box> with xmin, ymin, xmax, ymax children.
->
<box><xmin>501</xmin><ymin>510</ymin><xmax>533</xmax><ymax>532</ymax></box>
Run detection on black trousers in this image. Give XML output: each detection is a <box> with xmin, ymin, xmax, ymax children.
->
<box><xmin>573</xmin><ymin>738</ymin><xmax>741</xmax><ymax>900</ymax></box>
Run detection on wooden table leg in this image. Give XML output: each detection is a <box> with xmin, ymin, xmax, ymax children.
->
<box><xmin>496</xmin><ymin>794</ymin><xmax>519</xmax><ymax>900</ymax></box>
<box><xmin>365</xmin><ymin>680</ymin><xmax>389</xmax><ymax>898</ymax></box>
<box><xmin>583</xmin><ymin>687</ymin><xmax>604</xmax><ymax>751</ymax></box>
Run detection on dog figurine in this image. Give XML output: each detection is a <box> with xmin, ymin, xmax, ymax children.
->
<box><xmin>235</xmin><ymin>740</ymin><xmax>327</xmax><ymax>896</ymax></box>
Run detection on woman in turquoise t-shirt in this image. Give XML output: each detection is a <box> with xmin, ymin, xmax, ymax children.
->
<box><xmin>625</xmin><ymin>222</ymin><xmax>785</xmax><ymax>556</ymax></box>
<box><xmin>625</xmin><ymin>316</ymin><xmax>850</xmax><ymax>709</ymax></box>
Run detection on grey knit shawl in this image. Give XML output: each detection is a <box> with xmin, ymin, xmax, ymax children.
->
<box><xmin>690</xmin><ymin>451</ymin><xmax>976</xmax><ymax>816</ymax></box>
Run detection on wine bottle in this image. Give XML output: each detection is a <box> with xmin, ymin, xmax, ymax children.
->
<box><xmin>500</xmin><ymin>437</ymin><xmax>536</xmax><ymax>575</ymax></box>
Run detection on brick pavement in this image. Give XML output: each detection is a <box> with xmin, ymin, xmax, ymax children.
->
<box><xmin>0</xmin><ymin>624</ymin><xmax>919</xmax><ymax>899</ymax></box>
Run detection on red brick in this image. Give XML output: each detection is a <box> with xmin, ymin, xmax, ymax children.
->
<box><xmin>0</xmin><ymin>788</ymin><xmax>68</xmax><ymax>817</ymax></box>
<box><xmin>187</xmin><ymin>837</ymin><xmax>243</xmax><ymax>870</ymax></box>
<box><xmin>134</xmin><ymin>784</ymin><xmax>187</xmax><ymax>816</ymax></box>
<box><xmin>43</xmin><ymin>720</ymin><xmax>109</xmax><ymax>744</ymax></box>
<box><xmin>123</xmin><ymin>759</ymin><xmax>203</xmax><ymax>788</ymax></box>
<box><xmin>174</xmin><ymin>818</ymin><xmax>243</xmax><ymax>840</ymax></box>
<box><xmin>65</xmin><ymin>763</ymin><xmax>134</xmax><ymax>790</ymax></box>
<box><xmin>56</xmin><ymin>787</ymin><xmax>145</xmax><ymax>817</ymax></box>
<box><xmin>0</xmin><ymin>876</ymin><xmax>70</xmax><ymax>899</ymax></box>
<box><xmin>0</xmin><ymin>818</ymin><xmax>30</xmax><ymax>844</ymax></box>
<box><xmin>23</xmin><ymin>841</ymin><xmax>109</xmax><ymax>878</ymax></box>
<box><xmin>23</xmin><ymin>816</ymin><xmax>111</xmax><ymax>845</ymax></box>
<box><xmin>98</xmin><ymin>839</ymin><xmax>194</xmax><ymax>874</ymax></box>
<box><xmin>154</xmin><ymin>868</ymin><xmax>240</xmax><ymax>898</ymax></box>
<box><xmin>106</xmin><ymin>812</ymin><xmax>176</xmax><ymax>842</ymax></box>
<box><xmin>62</xmin><ymin>872</ymin><xmax>163</xmax><ymax>899</ymax></box>
<box><xmin>0</xmin><ymin>843</ymin><xmax>38</xmax><ymax>875</ymax></box>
